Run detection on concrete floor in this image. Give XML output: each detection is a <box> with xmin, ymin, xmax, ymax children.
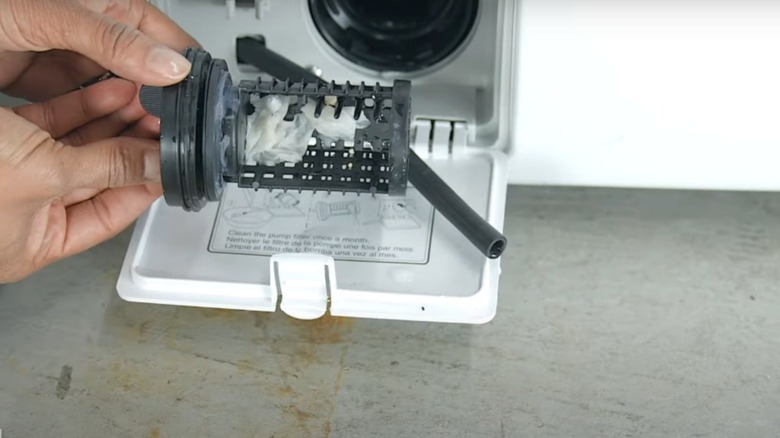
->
<box><xmin>1</xmin><ymin>186</ymin><xmax>779</xmax><ymax>437</ymax></box>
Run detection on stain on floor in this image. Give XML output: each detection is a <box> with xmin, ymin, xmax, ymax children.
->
<box><xmin>56</xmin><ymin>365</ymin><xmax>72</xmax><ymax>399</ymax></box>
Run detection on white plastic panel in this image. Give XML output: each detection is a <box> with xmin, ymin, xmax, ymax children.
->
<box><xmin>118</xmin><ymin>150</ymin><xmax>508</xmax><ymax>323</ymax></box>
<box><xmin>509</xmin><ymin>0</ymin><xmax>780</xmax><ymax>190</ymax></box>
<box><xmin>116</xmin><ymin>203</ymin><xmax>279</xmax><ymax>312</ymax></box>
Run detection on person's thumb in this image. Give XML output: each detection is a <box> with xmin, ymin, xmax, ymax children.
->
<box><xmin>63</xmin><ymin>138</ymin><xmax>161</xmax><ymax>191</ymax></box>
<box><xmin>65</xmin><ymin>11</ymin><xmax>191</xmax><ymax>85</ymax></box>
<box><xmin>9</xmin><ymin>1</ymin><xmax>191</xmax><ymax>86</ymax></box>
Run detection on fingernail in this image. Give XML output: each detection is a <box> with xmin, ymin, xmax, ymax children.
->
<box><xmin>144</xmin><ymin>148</ymin><xmax>161</xmax><ymax>181</ymax></box>
<box><xmin>146</xmin><ymin>46</ymin><xmax>190</xmax><ymax>81</ymax></box>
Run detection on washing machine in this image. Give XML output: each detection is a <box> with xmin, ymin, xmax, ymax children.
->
<box><xmin>118</xmin><ymin>0</ymin><xmax>780</xmax><ymax>323</ymax></box>
<box><xmin>118</xmin><ymin>0</ymin><xmax>516</xmax><ymax>323</ymax></box>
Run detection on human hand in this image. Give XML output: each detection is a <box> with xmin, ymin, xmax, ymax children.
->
<box><xmin>0</xmin><ymin>0</ymin><xmax>200</xmax><ymax>282</ymax></box>
<box><xmin>0</xmin><ymin>78</ymin><xmax>165</xmax><ymax>282</ymax></box>
<box><xmin>0</xmin><ymin>0</ymin><xmax>197</xmax><ymax>101</ymax></box>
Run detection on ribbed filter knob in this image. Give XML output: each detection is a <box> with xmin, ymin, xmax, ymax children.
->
<box><xmin>139</xmin><ymin>85</ymin><xmax>163</xmax><ymax>118</ymax></box>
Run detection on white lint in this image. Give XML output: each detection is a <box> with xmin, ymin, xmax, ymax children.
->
<box><xmin>245</xmin><ymin>94</ymin><xmax>370</xmax><ymax>165</ymax></box>
<box><xmin>245</xmin><ymin>95</ymin><xmax>314</xmax><ymax>166</ymax></box>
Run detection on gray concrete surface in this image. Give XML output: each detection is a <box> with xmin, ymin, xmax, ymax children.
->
<box><xmin>1</xmin><ymin>186</ymin><xmax>780</xmax><ymax>437</ymax></box>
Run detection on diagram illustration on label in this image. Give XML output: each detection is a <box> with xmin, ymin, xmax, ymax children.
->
<box><xmin>209</xmin><ymin>185</ymin><xmax>435</xmax><ymax>264</ymax></box>
<box><xmin>220</xmin><ymin>190</ymin><xmax>306</xmax><ymax>228</ymax></box>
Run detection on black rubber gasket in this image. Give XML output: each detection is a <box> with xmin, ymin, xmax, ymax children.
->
<box><xmin>308</xmin><ymin>0</ymin><xmax>479</xmax><ymax>73</ymax></box>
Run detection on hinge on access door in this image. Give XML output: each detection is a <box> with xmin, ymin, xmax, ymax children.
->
<box><xmin>270</xmin><ymin>254</ymin><xmax>335</xmax><ymax>320</ymax></box>
<box><xmin>412</xmin><ymin>119</ymin><xmax>468</xmax><ymax>159</ymax></box>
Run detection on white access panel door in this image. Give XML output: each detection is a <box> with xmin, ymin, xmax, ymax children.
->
<box><xmin>508</xmin><ymin>0</ymin><xmax>780</xmax><ymax>191</ymax></box>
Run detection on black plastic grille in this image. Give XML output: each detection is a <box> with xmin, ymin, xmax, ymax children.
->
<box><xmin>229</xmin><ymin>78</ymin><xmax>410</xmax><ymax>195</ymax></box>
<box><xmin>238</xmin><ymin>147</ymin><xmax>390</xmax><ymax>194</ymax></box>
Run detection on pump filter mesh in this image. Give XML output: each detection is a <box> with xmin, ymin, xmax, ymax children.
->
<box><xmin>230</xmin><ymin>78</ymin><xmax>411</xmax><ymax>196</ymax></box>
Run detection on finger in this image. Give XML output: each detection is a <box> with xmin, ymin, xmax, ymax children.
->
<box><xmin>13</xmin><ymin>79</ymin><xmax>136</xmax><ymax>138</ymax></box>
<box><xmin>59</xmin><ymin>90</ymin><xmax>148</xmax><ymax>146</ymax></box>
<box><xmin>62</xmin><ymin>188</ymin><xmax>103</xmax><ymax>207</ymax></box>
<box><xmin>0</xmin><ymin>51</ymin><xmax>34</xmax><ymax>92</ymax></box>
<box><xmin>119</xmin><ymin>0</ymin><xmax>201</xmax><ymax>53</ymax></box>
<box><xmin>2</xmin><ymin>51</ymin><xmax>105</xmax><ymax>102</ymax></box>
<box><xmin>70</xmin><ymin>11</ymin><xmax>192</xmax><ymax>86</ymax></box>
<box><xmin>61</xmin><ymin>183</ymin><xmax>162</xmax><ymax>258</ymax></box>
<box><xmin>62</xmin><ymin>112</ymin><xmax>162</xmax><ymax>205</ymax></box>
<box><xmin>122</xmin><ymin>115</ymin><xmax>161</xmax><ymax>139</ymax></box>
<box><xmin>62</xmin><ymin>137</ymin><xmax>161</xmax><ymax>192</ymax></box>
<box><xmin>18</xmin><ymin>1</ymin><xmax>192</xmax><ymax>86</ymax></box>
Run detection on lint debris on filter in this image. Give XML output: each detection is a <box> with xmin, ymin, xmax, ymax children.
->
<box><xmin>245</xmin><ymin>94</ymin><xmax>370</xmax><ymax>166</ymax></box>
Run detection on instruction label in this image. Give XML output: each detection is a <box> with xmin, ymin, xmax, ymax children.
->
<box><xmin>209</xmin><ymin>185</ymin><xmax>434</xmax><ymax>264</ymax></box>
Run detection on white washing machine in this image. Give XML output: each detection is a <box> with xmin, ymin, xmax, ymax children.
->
<box><xmin>116</xmin><ymin>0</ymin><xmax>780</xmax><ymax>323</ymax></box>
